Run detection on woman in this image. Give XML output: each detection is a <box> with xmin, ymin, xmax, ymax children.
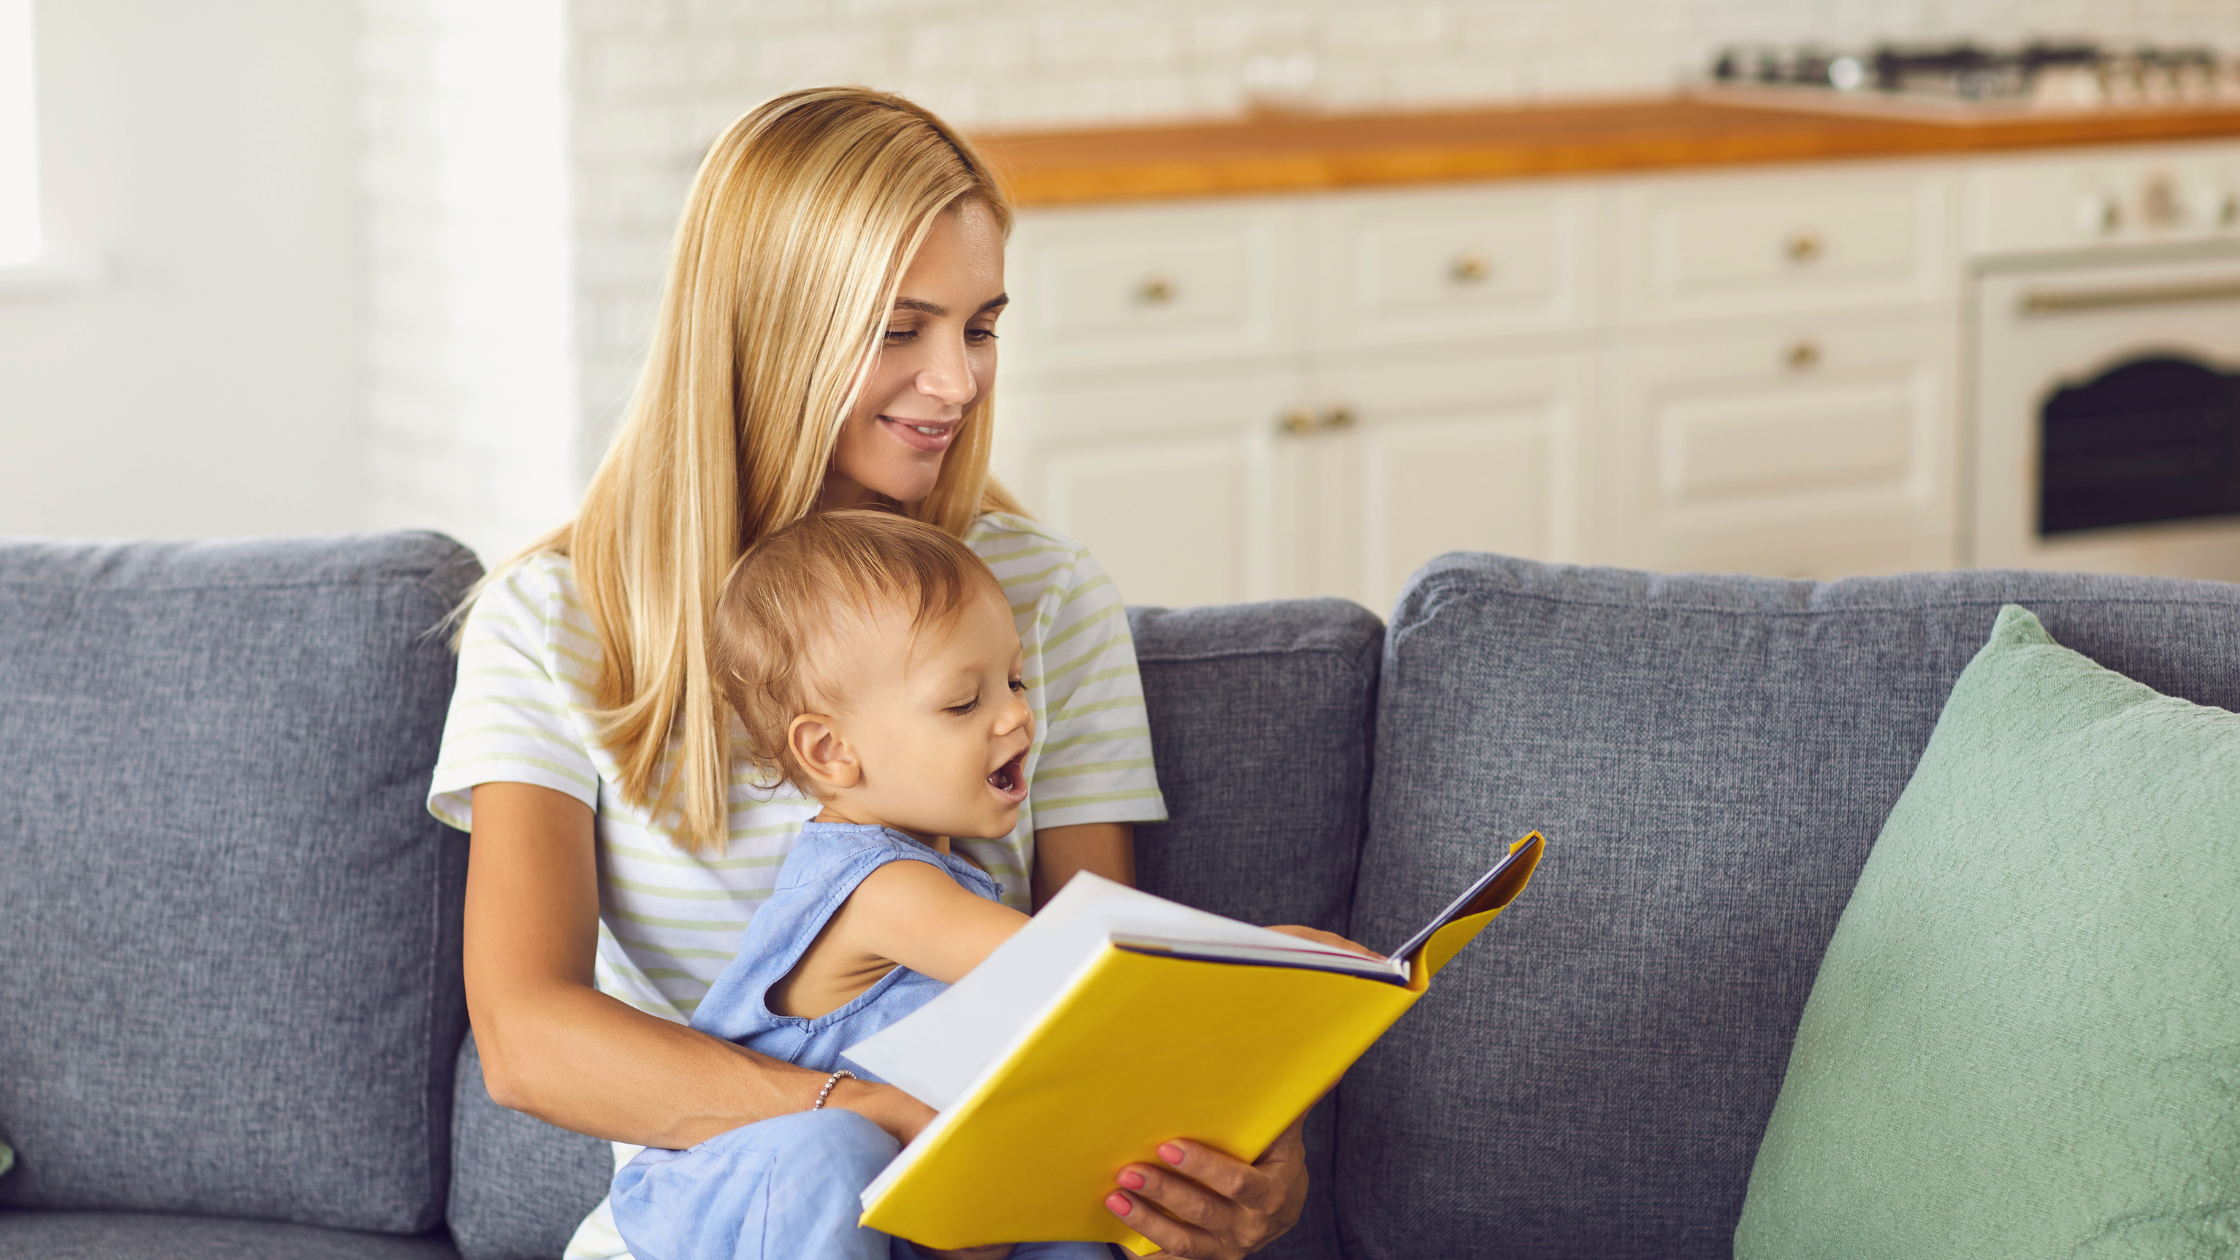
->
<box><xmin>430</xmin><ymin>88</ymin><xmax>1309</xmax><ymax>1259</ymax></box>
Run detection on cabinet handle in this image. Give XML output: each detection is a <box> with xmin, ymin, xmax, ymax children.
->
<box><xmin>1784</xmin><ymin>232</ymin><xmax>1824</xmax><ymax>264</ymax></box>
<box><xmin>1135</xmin><ymin>272</ymin><xmax>1177</xmax><ymax>304</ymax></box>
<box><xmin>1784</xmin><ymin>339</ymin><xmax>1822</xmax><ymax>371</ymax></box>
<box><xmin>1449</xmin><ymin>249</ymin><xmax>1491</xmax><ymax>283</ymax></box>
<box><xmin>1276</xmin><ymin>405</ymin><xmax>1359</xmax><ymax>436</ymax></box>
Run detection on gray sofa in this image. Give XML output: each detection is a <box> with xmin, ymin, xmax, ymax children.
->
<box><xmin>4</xmin><ymin>532</ymin><xmax>2237</xmax><ymax>1260</ymax></box>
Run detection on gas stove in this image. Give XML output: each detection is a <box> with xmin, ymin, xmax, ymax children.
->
<box><xmin>1702</xmin><ymin>42</ymin><xmax>2240</xmax><ymax>118</ymax></box>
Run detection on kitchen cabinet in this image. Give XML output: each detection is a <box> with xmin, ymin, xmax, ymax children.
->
<box><xmin>992</xmin><ymin>161</ymin><xmax>1967</xmax><ymax>610</ymax></box>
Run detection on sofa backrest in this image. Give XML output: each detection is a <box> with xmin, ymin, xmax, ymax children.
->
<box><xmin>0</xmin><ymin>533</ymin><xmax>480</xmax><ymax>1234</ymax></box>
<box><xmin>1336</xmin><ymin>555</ymin><xmax>2240</xmax><ymax>1260</ymax></box>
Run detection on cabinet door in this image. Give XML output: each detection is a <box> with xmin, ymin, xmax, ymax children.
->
<box><xmin>1309</xmin><ymin>183</ymin><xmax>1599</xmax><ymax>352</ymax></box>
<box><xmin>1307</xmin><ymin>350</ymin><xmax>1590</xmax><ymax>616</ymax></box>
<box><xmin>1618</xmin><ymin>164</ymin><xmax>1957</xmax><ymax>324</ymax></box>
<box><xmin>1596</xmin><ymin>317</ymin><xmax>1958</xmax><ymax>578</ymax></box>
<box><xmin>995</xmin><ymin>372</ymin><xmax>1310</xmax><ymax>608</ymax></box>
<box><xmin>1002</xmin><ymin>201</ymin><xmax>1303</xmax><ymax>378</ymax></box>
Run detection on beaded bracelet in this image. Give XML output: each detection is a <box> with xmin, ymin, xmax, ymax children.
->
<box><xmin>812</xmin><ymin>1068</ymin><xmax>856</xmax><ymax>1111</ymax></box>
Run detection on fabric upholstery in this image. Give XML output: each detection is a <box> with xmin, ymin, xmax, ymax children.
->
<box><xmin>1736</xmin><ymin>606</ymin><xmax>2240</xmax><ymax>1260</ymax></box>
<box><xmin>1128</xmin><ymin>598</ymin><xmax>1383</xmax><ymax>1260</ymax></box>
<box><xmin>1338</xmin><ymin>555</ymin><xmax>2240</xmax><ymax>1260</ymax></box>
<box><xmin>0</xmin><ymin>1210</ymin><xmax>462</xmax><ymax>1259</ymax></box>
<box><xmin>0</xmin><ymin>534</ymin><xmax>482</xmax><ymax>1232</ymax></box>
<box><xmin>447</xmin><ymin>1035</ymin><xmax>621</xmax><ymax>1260</ymax></box>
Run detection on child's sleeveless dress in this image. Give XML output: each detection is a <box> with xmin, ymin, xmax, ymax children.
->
<box><xmin>608</xmin><ymin>822</ymin><xmax>1111</xmax><ymax>1260</ymax></box>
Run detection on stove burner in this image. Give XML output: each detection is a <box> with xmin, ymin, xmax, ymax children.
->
<box><xmin>1710</xmin><ymin>41</ymin><xmax>2233</xmax><ymax>107</ymax></box>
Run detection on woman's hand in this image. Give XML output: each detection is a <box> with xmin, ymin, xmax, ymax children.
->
<box><xmin>1104</xmin><ymin>1113</ymin><xmax>1310</xmax><ymax>1259</ymax></box>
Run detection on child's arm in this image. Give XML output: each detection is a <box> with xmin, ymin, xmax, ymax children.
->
<box><xmin>829</xmin><ymin>860</ymin><xmax>1030</xmax><ymax>984</ymax></box>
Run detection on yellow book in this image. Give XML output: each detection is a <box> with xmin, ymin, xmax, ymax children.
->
<box><xmin>847</xmin><ymin>832</ymin><xmax>1545</xmax><ymax>1254</ymax></box>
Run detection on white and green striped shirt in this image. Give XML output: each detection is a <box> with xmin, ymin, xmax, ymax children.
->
<box><xmin>426</xmin><ymin>513</ymin><xmax>1167</xmax><ymax>1260</ymax></box>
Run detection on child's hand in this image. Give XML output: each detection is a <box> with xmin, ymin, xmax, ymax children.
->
<box><xmin>1264</xmin><ymin>924</ymin><xmax>1382</xmax><ymax>960</ymax></box>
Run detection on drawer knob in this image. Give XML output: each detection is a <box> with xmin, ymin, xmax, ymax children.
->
<box><xmin>1449</xmin><ymin>249</ymin><xmax>1492</xmax><ymax>283</ymax></box>
<box><xmin>1784</xmin><ymin>232</ymin><xmax>1824</xmax><ymax>264</ymax></box>
<box><xmin>1784</xmin><ymin>339</ymin><xmax>1823</xmax><ymax>371</ymax></box>
<box><xmin>1276</xmin><ymin>405</ymin><xmax>1359</xmax><ymax>436</ymax></box>
<box><xmin>1135</xmin><ymin>272</ymin><xmax>1177</xmax><ymax>304</ymax></box>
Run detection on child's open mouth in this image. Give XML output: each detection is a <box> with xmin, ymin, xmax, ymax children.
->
<box><xmin>985</xmin><ymin>750</ymin><xmax>1028</xmax><ymax>803</ymax></box>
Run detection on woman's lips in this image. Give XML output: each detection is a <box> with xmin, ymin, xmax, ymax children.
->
<box><xmin>880</xmin><ymin>416</ymin><xmax>959</xmax><ymax>454</ymax></box>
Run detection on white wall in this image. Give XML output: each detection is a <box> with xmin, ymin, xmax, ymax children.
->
<box><xmin>0</xmin><ymin>0</ymin><xmax>365</xmax><ymax>541</ymax></box>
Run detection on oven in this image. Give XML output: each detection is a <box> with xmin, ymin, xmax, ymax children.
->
<box><xmin>1969</xmin><ymin>245</ymin><xmax>2240</xmax><ymax>581</ymax></box>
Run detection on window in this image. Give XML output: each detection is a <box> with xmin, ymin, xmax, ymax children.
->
<box><xmin>0</xmin><ymin>0</ymin><xmax>39</xmax><ymax>265</ymax></box>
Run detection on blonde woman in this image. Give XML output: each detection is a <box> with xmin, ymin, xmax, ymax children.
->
<box><xmin>430</xmin><ymin>89</ymin><xmax>1310</xmax><ymax>1259</ymax></box>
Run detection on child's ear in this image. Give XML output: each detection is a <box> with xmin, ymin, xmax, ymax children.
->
<box><xmin>788</xmin><ymin>714</ymin><xmax>860</xmax><ymax>792</ymax></box>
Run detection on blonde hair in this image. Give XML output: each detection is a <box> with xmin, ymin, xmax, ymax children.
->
<box><xmin>475</xmin><ymin>87</ymin><xmax>1026</xmax><ymax>853</ymax></box>
<box><xmin>712</xmin><ymin>509</ymin><xmax>1003</xmax><ymax>792</ymax></box>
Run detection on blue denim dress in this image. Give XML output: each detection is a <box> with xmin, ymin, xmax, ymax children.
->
<box><xmin>609</xmin><ymin>823</ymin><xmax>1110</xmax><ymax>1260</ymax></box>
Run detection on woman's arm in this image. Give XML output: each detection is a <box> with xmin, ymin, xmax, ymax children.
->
<box><xmin>463</xmin><ymin>781</ymin><xmax>931</xmax><ymax>1147</ymax></box>
<box><xmin>1031</xmin><ymin>821</ymin><xmax>1135</xmax><ymax>908</ymax></box>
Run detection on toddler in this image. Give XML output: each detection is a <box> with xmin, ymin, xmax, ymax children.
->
<box><xmin>608</xmin><ymin>509</ymin><xmax>1106</xmax><ymax>1260</ymax></box>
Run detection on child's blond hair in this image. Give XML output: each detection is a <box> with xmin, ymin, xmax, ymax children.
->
<box><xmin>711</xmin><ymin>509</ymin><xmax>1005</xmax><ymax>790</ymax></box>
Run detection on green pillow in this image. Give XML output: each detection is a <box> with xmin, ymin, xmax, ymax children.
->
<box><xmin>1737</xmin><ymin>605</ymin><xmax>2240</xmax><ymax>1260</ymax></box>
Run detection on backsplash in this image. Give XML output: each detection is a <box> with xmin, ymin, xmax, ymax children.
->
<box><xmin>362</xmin><ymin>0</ymin><xmax>2240</xmax><ymax>562</ymax></box>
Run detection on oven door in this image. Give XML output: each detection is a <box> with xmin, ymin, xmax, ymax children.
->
<box><xmin>1970</xmin><ymin>247</ymin><xmax>2240</xmax><ymax>580</ymax></box>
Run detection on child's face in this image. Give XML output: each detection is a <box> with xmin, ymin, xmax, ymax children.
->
<box><xmin>810</xmin><ymin>582</ymin><xmax>1033</xmax><ymax>843</ymax></box>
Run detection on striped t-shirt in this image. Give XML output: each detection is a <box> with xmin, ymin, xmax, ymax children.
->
<box><xmin>427</xmin><ymin>511</ymin><xmax>1169</xmax><ymax>1023</ymax></box>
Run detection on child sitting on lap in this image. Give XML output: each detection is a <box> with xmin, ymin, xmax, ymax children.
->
<box><xmin>609</xmin><ymin>510</ymin><xmax>1107</xmax><ymax>1260</ymax></box>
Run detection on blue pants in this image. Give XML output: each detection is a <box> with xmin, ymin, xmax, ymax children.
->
<box><xmin>611</xmin><ymin>1108</ymin><xmax>1111</xmax><ymax>1260</ymax></box>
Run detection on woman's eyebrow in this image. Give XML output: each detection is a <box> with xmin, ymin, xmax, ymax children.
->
<box><xmin>893</xmin><ymin>294</ymin><xmax>1010</xmax><ymax>317</ymax></box>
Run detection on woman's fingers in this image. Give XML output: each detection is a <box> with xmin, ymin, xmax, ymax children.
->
<box><xmin>1104</xmin><ymin>1188</ymin><xmax>1221</xmax><ymax>1258</ymax></box>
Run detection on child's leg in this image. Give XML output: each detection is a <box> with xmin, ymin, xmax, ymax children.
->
<box><xmin>610</xmin><ymin>1108</ymin><xmax>900</xmax><ymax>1260</ymax></box>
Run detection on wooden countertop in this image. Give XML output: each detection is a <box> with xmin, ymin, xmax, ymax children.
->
<box><xmin>971</xmin><ymin>95</ymin><xmax>2240</xmax><ymax>207</ymax></box>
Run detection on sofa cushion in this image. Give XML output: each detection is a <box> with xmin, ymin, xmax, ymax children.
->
<box><xmin>1129</xmin><ymin>598</ymin><xmax>1382</xmax><ymax>1260</ymax></box>
<box><xmin>1338</xmin><ymin>556</ymin><xmax>2240</xmax><ymax>1260</ymax></box>
<box><xmin>0</xmin><ymin>1210</ymin><xmax>461</xmax><ymax>1259</ymax></box>
<box><xmin>448</xmin><ymin>1035</ymin><xmax>610</xmax><ymax>1260</ymax></box>
<box><xmin>1735</xmin><ymin>606</ymin><xmax>2240</xmax><ymax>1260</ymax></box>
<box><xmin>0</xmin><ymin>534</ymin><xmax>481</xmax><ymax>1232</ymax></box>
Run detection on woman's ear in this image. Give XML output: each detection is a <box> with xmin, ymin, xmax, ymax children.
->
<box><xmin>788</xmin><ymin>714</ymin><xmax>860</xmax><ymax>793</ymax></box>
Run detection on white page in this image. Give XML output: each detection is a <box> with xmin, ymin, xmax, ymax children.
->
<box><xmin>843</xmin><ymin>872</ymin><xmax>1347</xmax><ymax>1112</ymax></box>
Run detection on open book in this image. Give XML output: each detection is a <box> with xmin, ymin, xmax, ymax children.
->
<box><xmin>845</xmin><ymin>831</ymin><xmax>1545</xmax><ymax>1254</ymax></box>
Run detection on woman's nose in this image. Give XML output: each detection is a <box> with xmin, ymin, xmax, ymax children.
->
<box><xmin>914</xmin><ymin>336</ymin><xmax>976</xmax><ymax>407</ymax></box>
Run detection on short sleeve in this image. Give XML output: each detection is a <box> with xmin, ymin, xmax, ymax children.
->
<box><xmin>1020</xmin><ymin>542</ymin><xmax>1169</xmax><ymax>830</ymax></box>
<box><xmin>426</xmin><ymin>558</ymin><xmax>603</xmax><ymax>831</ymax></box>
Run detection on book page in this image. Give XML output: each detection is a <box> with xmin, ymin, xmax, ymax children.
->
<box><xmin>844</xmin><ymin>873</ymin><xmax>1327</xmax><ymax>1111</ymax></box>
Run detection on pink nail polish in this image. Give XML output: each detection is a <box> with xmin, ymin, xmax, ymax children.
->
<box><xmin>1158</xmin><ymin>1143</ymin><xmax>1184</xmax><ymax>1165</ymax></box>
<box><xmin>1107</xmin><ymin>1193</ymin><xmax>1132</xmax><ymax>1215</ymax></box>
<box><xmin>1118</xmin><ymin>1170</ymin><xmax>1145</xmax><ymax>1191</ymax></box>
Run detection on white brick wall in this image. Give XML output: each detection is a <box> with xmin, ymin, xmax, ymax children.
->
<box><xmin>362</xmin><ymin>0</ymin><xmax>2240</xmax><ymax>562</ymax></box>
<box><xmin>360</xmin><ymin>0</ymin><xmax>580</xmax><ymax>566</ymax></box>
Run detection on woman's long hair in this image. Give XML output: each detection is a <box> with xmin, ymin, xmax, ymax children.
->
<box><xmin>476</xmin><ymin>87</ymin><xmax>1024</xmax><ymax>853</ymax></box>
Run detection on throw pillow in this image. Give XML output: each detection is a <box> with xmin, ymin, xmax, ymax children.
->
<box><xmin>1735</xmin><ymin>604</ymin><xmax>2240</xmax><ymax>1260</ymax></box>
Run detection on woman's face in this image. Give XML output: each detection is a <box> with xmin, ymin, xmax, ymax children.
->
<box><xmin>822</xmin><ymin>200</ymin><xmax>1007</xmax><ymax>510</ymax></box>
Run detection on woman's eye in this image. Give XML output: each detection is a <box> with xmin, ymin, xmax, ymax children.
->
<box><xmin>966</xmin><ymin>327</ymin><xmax>999</xmax><ymax>344</ymax></box>
<box><xmin>884</xmin><ymin>328</ymin><xmax>918</xmax><ymax>344</ymax></box>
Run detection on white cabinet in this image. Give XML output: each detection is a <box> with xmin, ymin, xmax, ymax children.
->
<box><xmin>1001</xmin><ymin>372</ymin><xmax>1306</xmax><ymax>608</ymax></box>
<box><xmin>993</xmin><ymin>162</ymin><xmax>1965</xmax><ymax>612</ymax></box>
<box><xmin>1595</xmin><ymin>318</ymin><xmax>1958</xmax><ymax>578</ymax></box>
<box><xmin>1617</xmin><ymin>164</ymin><xmax>1958</xmax><ymax>323</ymax></box>
<box><xmin>1305</xmin><ymin>350</ymin><xmax>1590</xmax><ymax>614</ymax></box>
